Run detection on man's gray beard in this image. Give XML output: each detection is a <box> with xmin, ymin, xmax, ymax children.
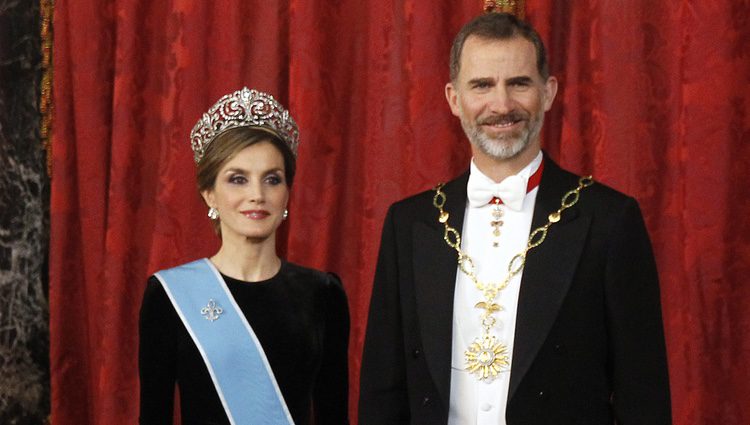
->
<box><xmin>462</xmin><ymin>113</ymin><xmax>544</xmax><ymax>160</ymax></box>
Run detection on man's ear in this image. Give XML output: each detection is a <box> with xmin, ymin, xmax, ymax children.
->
<box><xmin>543</xmin><ymin>76</ymin><xmax>558</xmax><ymax>112</ymax></box>
<box><xmin>445</xmin><ymin>82</ymin><xmax>462</xmax><ymax>118</ymax></box>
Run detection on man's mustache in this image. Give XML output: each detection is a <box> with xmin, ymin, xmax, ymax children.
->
<box><xmin>477</xmin><ymin>111</ymin><xmax>528</xmax><ymax>126</ymax></box>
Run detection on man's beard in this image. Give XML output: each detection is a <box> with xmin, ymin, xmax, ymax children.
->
<box><xmin>461</xmin><ymin>110</ymin><xmax>544</xmax><ymax>160</ymax></box>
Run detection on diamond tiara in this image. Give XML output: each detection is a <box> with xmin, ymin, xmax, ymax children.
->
<box><xmin>190</xmin><ymin>87</ymin><xmax>300</xmax><ymax>163</ymax></box>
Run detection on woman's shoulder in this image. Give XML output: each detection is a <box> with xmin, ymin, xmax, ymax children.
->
<box><xmin>141</xmin><ymin>275</ymin><xmax>179</xmax><ymax>324</ymax></box>
<box><xmin>144</xmin><ymin>274</ymin><xmax>166</xmax><ymax>297</ymax></box>
<box><xmin>152</xmin><ymin>258</ymin><xmax>211</xmax><ymax>275</ymax></box>
<box><xmin>283</xmin><ymin>261</ymin><xmax>341</xmax><ymax>283</ymax></box>
<box><xmin>143</xmin><ymin>258</ymin><xmax>209</xmax><ymax>304</ymax></box>
<box><xmin>282</xmin><ymin>262</ymin><xmax>344</xmax><ymax>292</ymax></box>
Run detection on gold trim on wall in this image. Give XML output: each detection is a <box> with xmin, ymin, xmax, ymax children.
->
<box><xmin>40</xmin><ymin>0</ymin><xmax>54</xmax><ymax>176</ymax></box>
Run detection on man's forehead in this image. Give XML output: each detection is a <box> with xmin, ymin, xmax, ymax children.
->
<box><xmin>461</xmin><ymin>35</ymin><xmax>536</xmax><ymax>60</ymax></box>
<box><xmin>458</xmin><ymin>36</ymin><xmax>539</xmax><ymax>79</ymax></box>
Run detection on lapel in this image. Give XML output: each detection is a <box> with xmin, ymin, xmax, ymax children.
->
<box><xmin>508</xmin><ymin>158</ymin><xmax>593</xmax><ymax>400</ymax></box>
<box><xmin>412</xmin><ymin>171</ymin><xmax>469</xmax><ymax>407</ymax></box>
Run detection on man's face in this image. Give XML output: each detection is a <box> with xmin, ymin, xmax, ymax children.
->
<box><xmin>445</xmin><ymin>36</ymin><xmax>557</xmax><ymax>161</ymax></box>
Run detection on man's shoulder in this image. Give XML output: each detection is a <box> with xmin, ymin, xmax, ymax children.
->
<box><xmin>549</xmin><ymin>160</ymin><xmax>637</xmax><ymax>207</ymax></box>
<box><xmin>390</xmin><ymin>186</ymin><xmax>437</xmax><ymax>210</ymax></box>
<box><xmin>387</xmin><ymin>170</ymin><xmax>469</xmax><ymax>217</ymax></box>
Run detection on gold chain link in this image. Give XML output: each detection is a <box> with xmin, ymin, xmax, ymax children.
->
<box><xmin>432</xmin><ymin>175</ymin><xmax>593</xmax><ymax>305</ymax></box>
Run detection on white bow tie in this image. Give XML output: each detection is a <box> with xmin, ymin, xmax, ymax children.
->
<box><xmin>467</xmin><ymin>173</ymin><xmax>527</xmax><ymax>211</ymax></box>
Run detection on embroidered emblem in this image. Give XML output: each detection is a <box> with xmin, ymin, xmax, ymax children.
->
<box><xmin>201</xmin><ymin>299</ymin><xmax>223</xmax><ymax>321</ymax></box>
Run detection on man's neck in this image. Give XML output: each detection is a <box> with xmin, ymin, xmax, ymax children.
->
<box><xmin>472</xmin><ymin>146</ymin><xmax>541</xmax><ymax>183</ymax></box>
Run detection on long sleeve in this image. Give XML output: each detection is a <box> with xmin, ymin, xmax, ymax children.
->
<box><xmin>605</xmin><ymin>198</ymin><xmax>672</xmax><ymax>424</ymax></box>
<box><xmin>313</xmin><ymin>273</ymin><xmax>350</xmax><ymax>424</ymax></box>
<box><xmin>359</xmin><ymin>206</ymin><xmax>411</xmax><ymax>424</ymax></box>
<box><xmin>138</xmin><ymin>277</ymin><xmax>177</xmax><ymax>425</ymax></box>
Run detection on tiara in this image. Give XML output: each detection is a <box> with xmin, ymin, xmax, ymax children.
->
<box><xmin>190</xmin><ymin>88</ymin><xmax>300</xmax><ymax>163</ymax></box>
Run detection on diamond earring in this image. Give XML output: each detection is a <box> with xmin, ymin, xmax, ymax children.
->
<box><xmin>208</xmin><ymin>207</ymin><xmax>219</xmax><ymax>220</ymax></box>
<box><xmin>282</xmin><ymin>209</ymin><xmax>289</xmax><ymax>220</ymax></box>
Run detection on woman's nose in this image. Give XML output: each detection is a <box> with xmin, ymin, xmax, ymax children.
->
<box><xmin>245</xmin><ymin>181</ymin><xmax>265</xmax><ymax>203</ymax></box>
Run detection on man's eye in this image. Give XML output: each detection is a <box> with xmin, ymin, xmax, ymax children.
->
<box><xmin>509</xmin><ymin>80</ymin><xmax>531</xmax><ymax>88</ymax></box>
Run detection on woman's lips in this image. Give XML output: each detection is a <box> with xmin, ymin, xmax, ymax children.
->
<box><xmin>240</xmin><ymin>210</ymin><xmax>271</xmax><ymax>219</ymax></box>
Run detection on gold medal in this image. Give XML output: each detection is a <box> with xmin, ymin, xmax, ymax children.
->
<box><xmin>465</xmin><ymin>334</ymin><xmax>510</xmax><ymax>380</ymax></box>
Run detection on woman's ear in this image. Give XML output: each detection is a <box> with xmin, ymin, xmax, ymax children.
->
<box><xmin>201</xmin><ymin>190</ymin><xmax>214</xmax><ymax>208</ymax></box>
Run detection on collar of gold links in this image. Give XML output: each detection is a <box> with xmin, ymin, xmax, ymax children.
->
<box><xmin>432</xmin><ymin>174</ymin><xmax>594</xmax><ymax>380</ymax></box>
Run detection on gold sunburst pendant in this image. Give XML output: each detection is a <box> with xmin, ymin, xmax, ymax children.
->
<box><xmin>465</xmin><ymin>334</ymin><xmax>510</xmax><ymax>380</ymax></box>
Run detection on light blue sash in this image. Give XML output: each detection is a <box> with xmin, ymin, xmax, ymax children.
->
<box><xmin>155</xmin><ymin>258</ymin><xmax>294</xmax><ymax>425</ymax></box>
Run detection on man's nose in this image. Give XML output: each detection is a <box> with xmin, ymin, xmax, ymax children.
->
<box><xmin>486</xmin><ymin>86</ymin><xmax>514</xmax><ymax>114</ymax></box>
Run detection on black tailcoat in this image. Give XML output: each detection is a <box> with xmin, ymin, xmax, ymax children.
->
<box><xmin>359</xmin><ymin>158</ymin><xmax>671</xmax><ymax>424</ymax></box>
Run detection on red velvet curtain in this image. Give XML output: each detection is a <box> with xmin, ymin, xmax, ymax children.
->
<box><xmin>49</xmin><ymin>1</ymin><xmax>750</xmax><ymax>424</ymax></box>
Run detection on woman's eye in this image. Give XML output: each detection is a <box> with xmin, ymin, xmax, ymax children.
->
<box><xmin>265</xmin><ymin>174</ymin><xmax>283</xmax><ymax>185</ymax></box>
<box><xmin>229</xmin><ymin>174</ymin><xmax>247</xmax><ymax>184</ymax></box>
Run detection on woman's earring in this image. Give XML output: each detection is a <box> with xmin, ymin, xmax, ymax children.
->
<box><xmin>208</xmin><ymin>207</ymin><xmax>219</xmax><ymax>220</ymax></box>
<box><xmin>282</xmin><ymin>209</ymin><xmax>289</xmax><ymax>220</ymax></box>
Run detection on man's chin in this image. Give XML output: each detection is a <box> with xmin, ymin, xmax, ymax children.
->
<box><xmin>475</xmin><ymin>137</ymin><xmax>528</xmax><ymax>161</ymax></box>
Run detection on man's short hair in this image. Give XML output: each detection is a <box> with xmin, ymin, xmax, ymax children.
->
<box><xmin>449</xmin><ymin>13</ymin><xmax>550</xmax><ymax>82</ymax></box>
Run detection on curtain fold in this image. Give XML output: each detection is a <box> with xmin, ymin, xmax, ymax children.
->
<box><xmin>50</xmin><ymin>1</ymin><xmax>750</xmax><ymax>423</ymax></box>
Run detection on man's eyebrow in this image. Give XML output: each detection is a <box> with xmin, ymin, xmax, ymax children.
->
<box><xmin>467</xmin><ymin>77</ymin><xmax>496</xmax><ymax>87</ymax></box>
<box><xmin>506</xmin><ymin>76</ymin><xmax>534</xmax><ymax>85</ymax></box>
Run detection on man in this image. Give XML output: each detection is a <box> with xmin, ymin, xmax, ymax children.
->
<box><xmin>359</xmin><ymin>12</ymin><xmax>671</xmax><ymax>424</ymax></box>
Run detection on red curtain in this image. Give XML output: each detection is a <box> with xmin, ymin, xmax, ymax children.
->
<box><xmin>49</xmin><ymin>1</ymin><xmax>750</xmax><ymax>424</ymax></box>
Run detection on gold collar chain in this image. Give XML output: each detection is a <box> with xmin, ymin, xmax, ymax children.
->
<box><xmin>432</xmin><ymin>175</ymin><xmax>593</xmax><ymax>380</ymax></box>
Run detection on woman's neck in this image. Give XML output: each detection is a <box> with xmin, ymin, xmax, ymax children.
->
<box><xmin>210</xmin><ymin>236</ymin><xmax>281</xmax><ymax>282</ymax></box>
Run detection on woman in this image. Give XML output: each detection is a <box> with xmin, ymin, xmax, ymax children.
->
<box><xmin>139</xmin><ymin>88</ymin><xmax>349</xmax><ymax>425</ymax></box>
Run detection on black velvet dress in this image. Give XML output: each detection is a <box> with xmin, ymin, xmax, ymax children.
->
<box><xmin>138</xmin><ymin>261</ymin><xmax>350</xmax><ymax>425</ymax></box>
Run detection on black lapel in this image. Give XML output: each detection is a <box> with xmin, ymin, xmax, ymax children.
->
<box><xmin>413</xmin><ymin>171</ymin><xmax>469</xmax><ymax>406</ymax></box>
<box><xmin>508</xmin><ymin>158</ymin><xmax>593</xmax><ymax>399</ymax></box>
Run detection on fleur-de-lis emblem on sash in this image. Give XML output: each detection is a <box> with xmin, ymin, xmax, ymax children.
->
<box><xmin>201</xmin><ymin>299</ymin><xmax>223</xmax><ymax>322</ymax></box>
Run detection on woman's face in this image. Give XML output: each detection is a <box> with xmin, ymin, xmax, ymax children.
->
<box><xmin>202</xmin><ymin>140</ymin><xmax>289</xmax><ymax>244</ymax></box>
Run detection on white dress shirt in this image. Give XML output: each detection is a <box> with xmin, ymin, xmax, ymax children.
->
<box><xmin>448</xmin><ymin>152</ymin><xmax>542</xmax><ymax>425</ymax></box>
